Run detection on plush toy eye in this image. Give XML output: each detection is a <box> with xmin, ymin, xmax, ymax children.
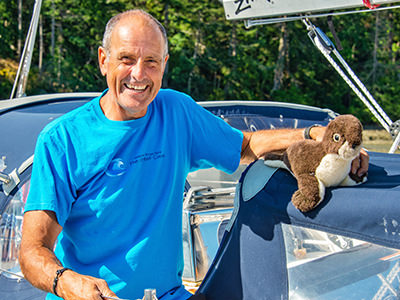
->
<box><xmin>333</xmin><ymin>133</ymin><xmax>341</xmax><ymax>142</ymax></box>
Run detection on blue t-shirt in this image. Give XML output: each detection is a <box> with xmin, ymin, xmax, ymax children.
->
<box><xmin>25</xmin><ymin>89</ymin><xmax>243</xmax><ymax>300</ymax></box>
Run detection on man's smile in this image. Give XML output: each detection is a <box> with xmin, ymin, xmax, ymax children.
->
<box><xmin>124</xmin><ymin>83</ymin><xmax>148</xmax><ymax>92</ymax></box>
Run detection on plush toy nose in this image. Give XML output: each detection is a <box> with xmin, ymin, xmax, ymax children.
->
<box><xmin>352</xmin><ymin>141</ymin><xmax>361</xmax><ymax>149</ymax></box>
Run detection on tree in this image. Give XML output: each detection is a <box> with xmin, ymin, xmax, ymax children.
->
<box><xmin>1</xmin><ymin>1</ymin><xmax>400</xmax><ymax>126</ymax></box>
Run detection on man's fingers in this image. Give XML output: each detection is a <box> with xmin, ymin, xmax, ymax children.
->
<box><xmin>351</xmin><ymin>156</ymin><xmax>360</xmax><ymax>174</ymax></box>
<box><xmin>358</xmin><ymin>148</ymin><xmax>369</xmax><ymax>176</ymax></box>
<box><xmin>96</xmin><ymin>279</ymin><xmax>117</xmax><ymax>299</ymax></box>
<box><xmin>351</xmin><ymin>149</ymin><xmax>369</xmax><ymax>176</ymax></box>
<box><xmin>54</xmin><ymin>270</ymin><xmax>116</xmax><ymax>300</ymax></box>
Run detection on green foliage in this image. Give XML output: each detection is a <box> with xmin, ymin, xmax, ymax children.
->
<box><xmin>1</xmin><ymin>1</ymin><xmax>400</xmax><ymax>125</ymax></box>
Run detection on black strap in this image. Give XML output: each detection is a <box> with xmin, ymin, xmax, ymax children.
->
<box><xmin>304</xmin><ymin>124</ymin><xmax>321</xmax><ymax>140</ymax></box>
<box><xmin>53</xmin><ymin>267</ymin><xmax>70</xmax><ymax>297</ymax></box>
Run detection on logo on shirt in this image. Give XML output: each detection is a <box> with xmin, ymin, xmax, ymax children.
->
<box><xmin>131</xmin><ymin>151</ymin><xmax>165</xmax><ymax>164</ymax></box>
<box><xmin>105</xmin><ymin>152</ymin><xmax>166</xmax><ymax>177</ymax></box>
<box><xmin>106</xmin><ymin>158</ymin><xmax>127</xmax><ymax>177</ymax></box>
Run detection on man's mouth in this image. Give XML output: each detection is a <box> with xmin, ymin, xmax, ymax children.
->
<box><xmin>124</xmin><ymin>83</ymin><xmax>148</xmax><ymax>92</ymax></box>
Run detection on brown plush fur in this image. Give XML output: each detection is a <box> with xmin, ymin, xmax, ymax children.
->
<box><xmin>264</xmin><ymin>114</ymin><xmax>366</xmax><ymax>212</ymax></box>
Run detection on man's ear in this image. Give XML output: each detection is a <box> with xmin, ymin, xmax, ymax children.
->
<box><xmin>98</xmin><ymin>46</ymin><xmax>108</xmax><ymax>76</ymax></box>
<box><xmin>164</xmin><ymin>54</ymin><xmax>169</xmax><ymax>66</ymax></box>
<box><xmin>162</xmin><ymin>54</ymin><xmax>169</xmax><ymax>74</ymax></box>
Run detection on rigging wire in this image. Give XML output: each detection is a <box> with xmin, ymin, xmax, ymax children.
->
<box><xmin>10</xmin><ymin>0</ymin><xmax>43</xmax><ymax>99</ymax></box>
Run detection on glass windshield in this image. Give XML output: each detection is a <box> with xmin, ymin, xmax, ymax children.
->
<box><xmin>0</xmin><ymin>180</ymin><xmax>30</xmax><ymax>277</ymax></box>
<box><xmin>282</xmin><ymin>223</ymin><xmax>400</xmax><ymax>300</ymax></box>
<box><xmin>187</xmin><ymin>165</ymin><xmax>247</xmax><ymax>189</ymax></box>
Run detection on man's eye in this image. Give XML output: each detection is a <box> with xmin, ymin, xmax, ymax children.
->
<box><xmin>146</xmin><ymin>60</ymin><xmax>160</xmax><ymax>68</ymax></box>
<box><xmin>121</xmin><ymin>57</ymin><xmax>134</xmax><ymax>64</ymax></box>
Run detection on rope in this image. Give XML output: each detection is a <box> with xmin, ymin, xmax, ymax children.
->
<box><xmin>389</xmin><ymin>131</ymin><xmax>400</xmax><ymax>153</ymax></box>
<box><xmin>313</xmin><ymin>36</ymin><xmax>391</xmax><ymax>132</ymax></box>
<box><xmin>332</xmin><ymin>48</ymin><xmax>393</xmax><ymax>126</ymax></box>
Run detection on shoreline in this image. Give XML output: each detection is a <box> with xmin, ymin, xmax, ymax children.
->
<box><xmin>363</xmin><ymin>129</ymin><xmax>399</xmax><ymax>153</ymax></box>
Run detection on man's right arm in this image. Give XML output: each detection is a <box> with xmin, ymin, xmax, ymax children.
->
<box><xmin>20</xmin><ymin>210</ymin><xmax>117</xmax><ymax>300</ymax></box>
<box><xmin>240</xmin><ymin>126</ymin><xmax>326</xmax><ymax>164</ymax></box>
<box><xmin>240</xmin><ymin>126</ymin><xmax>368</xmax><ymax>175</ymax></box>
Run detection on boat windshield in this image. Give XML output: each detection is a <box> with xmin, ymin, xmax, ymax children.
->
<box><xmin>0</xmin><ymin>180</ymin><xmax>29</xmax><ymax>278</ymax></box>
<box><xmin>282</xmin><ymin>223</ymin><xmax>400</xmax><ymax>299</ymax></box>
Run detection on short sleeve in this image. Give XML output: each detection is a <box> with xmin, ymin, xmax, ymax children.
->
<box><xmin>24</xmin><ymin>130</ymin><xmax>76</xmax><ymax>227</ymax></box>
<box><xmin>187</xmin><ymin>100</ymin><xmax>243</xmax><ymax>174</ymax></box>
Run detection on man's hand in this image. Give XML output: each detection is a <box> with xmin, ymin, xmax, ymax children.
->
<box><xmin>20</xmin><ymin>211</ymin><xmax>117</xmax><ymax>300</ymax></box>
<box><xmin>351</xmin><ymin>148</ymin><xmax>369</xmax><ymax>176</ymax></box>
<box><xmin>57</xmin><ymin>270</ymin><xmax>117</xmax><ymax>300</ymax></box>
<box><xmin>309</xmin><ymin>125</ymin><xmax>325</xmax><ymax>142</ymax></box>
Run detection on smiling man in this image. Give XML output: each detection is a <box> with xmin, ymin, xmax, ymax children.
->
<box><xmin>98</xmin><ymin>12</ymin><xmax>169</xmax><ymax>121</ymax></box>
<box><xmin>19</xmin><ymin>9</ymin><xmax>369</xmax><ymax>300</ymax></box>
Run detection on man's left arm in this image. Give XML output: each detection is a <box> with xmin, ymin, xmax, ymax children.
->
<box><xmin>240</xmin><ymin>126</ymin><xmax>369</xmax><ymax>176</ymax></box>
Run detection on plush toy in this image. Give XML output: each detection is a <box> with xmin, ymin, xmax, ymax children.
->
<box><xmin>264</xmin><ymin>114</ymin><xmax>367</xmax><ymax>212</ymax></box>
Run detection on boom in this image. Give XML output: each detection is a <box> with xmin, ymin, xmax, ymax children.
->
<box><xmin>222</xmin><ymin>0</ymin><xmax>400</xmax><ymax>21</ymax></box>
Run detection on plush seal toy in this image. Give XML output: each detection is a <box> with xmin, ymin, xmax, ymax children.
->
<box><xmin>264</xmin><ymin>114</ymin><xmax>367</xmax><ymax>212</ymax></box>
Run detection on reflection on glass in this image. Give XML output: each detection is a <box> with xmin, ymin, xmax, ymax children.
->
<box><xmin>187</xmin><ymin>165</ymin><xmax>246</xmax><ymax>189</ymax></box>
<box><xmin>0</xmin><ymin>180</ymin><xmax>29</xmax><ymax>276</ymax></box>
<box><xmin>282</xmin><ymin>223</ymin><xmax>400</xmax><ymax>300</ymax></box>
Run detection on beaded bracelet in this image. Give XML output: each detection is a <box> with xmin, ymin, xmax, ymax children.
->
<box><xmin>53</xmin><ymin>267</ymin><xmax>70</xmax><ymax>297</ymax></box>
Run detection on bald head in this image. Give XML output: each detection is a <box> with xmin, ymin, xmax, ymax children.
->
<box><xmin>102</xmin><ymin>9</ymin><xmax>168</xmax><ymax>58</ymax></box>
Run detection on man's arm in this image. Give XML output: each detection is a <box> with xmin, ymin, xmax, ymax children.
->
<box><xmin>20</xmin><ymin>210</ymin><xmax>117</xmax><ymax>300</ymax></box>
<box><xmin>240</xmin><ymin>126</ymin><xmax>369</xmax><ymax>175</ymax></box>
<box><xmin>240</xmin><ymin>126</ymin><xmax>324</xmax><ymax>163</ymax></box>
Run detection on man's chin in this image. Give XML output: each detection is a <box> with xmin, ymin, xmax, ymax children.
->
<box><xmin>119</xmin><ymin>99</ymin><xmax>151</xmax><ymax>119</ymax></box>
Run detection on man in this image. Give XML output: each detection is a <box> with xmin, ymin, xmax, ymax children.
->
<box><xmin>19</xmin><ymin>9</ymin><xmax>369</xmax><ymax>300</ymax></box>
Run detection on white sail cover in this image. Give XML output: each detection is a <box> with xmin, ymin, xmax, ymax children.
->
<box><xmin>222</xmin><ymin>0</ymin><xmax>400</xmax><ymax>20</ymax></box>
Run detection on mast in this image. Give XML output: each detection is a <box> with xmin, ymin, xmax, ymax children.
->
<box><xmin>10</xmin><ymin>0</ymin><xmax>43</xmax><ymax>99</ymax></box>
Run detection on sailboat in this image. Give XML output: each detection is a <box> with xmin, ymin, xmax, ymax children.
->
<box><xmin>1</xmin><ymin>1</ymin><xmax>400</xmax><ymax>299</ymax></box>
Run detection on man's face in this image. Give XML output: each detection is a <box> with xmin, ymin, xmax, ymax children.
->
<box><xmin>98</xmin><ymin>16</ymin><xmax>168</xmax><ymax>120</ymax></box>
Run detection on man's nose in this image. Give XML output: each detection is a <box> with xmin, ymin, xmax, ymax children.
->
<box><xmin>130</xmin><ymin>60</ymin><xmax>146</xmax><ymax>81</ymax></box>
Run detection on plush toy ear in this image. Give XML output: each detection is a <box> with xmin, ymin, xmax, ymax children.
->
<box><xmin>291</xmin><ymin>174</ymin><xmax>325</xmax><ymax>212</ymax></box>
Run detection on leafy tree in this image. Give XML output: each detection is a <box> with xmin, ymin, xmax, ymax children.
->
<box><xmin>1</xmin><ymin>0</ymin><xmax>400</xmax><ymax>126</ymax></box>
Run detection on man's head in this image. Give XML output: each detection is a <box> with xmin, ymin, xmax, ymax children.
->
<box><xmin>102</xmin><ymin>10</ymin><xmax>168</xmax><ymax>59</ymax></box>
<box><xmin>98</xmin><ymin>10</ymin><xmax>169</xmax><ymax>121</ymax></box>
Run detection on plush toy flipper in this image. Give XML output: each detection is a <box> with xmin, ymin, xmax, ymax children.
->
<box><xmin>292</xmin><ymin>174</ymin><xmax>325</xmax><ymax>212</ymax></box>
<box><xmin>340</xmin><ymin>172</ymin><xmax>368</xmax><ymax>186</ymax></box>
<box><xmin>264</xmin><ymin>152</ymin><xmax>291</xmax><ymax>172</ymax></box>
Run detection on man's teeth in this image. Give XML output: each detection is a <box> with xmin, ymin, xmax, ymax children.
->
<box><xmin>125</xmin><ymin>83</ymin><xmax>147</xmax><ymax>90</ymax></box>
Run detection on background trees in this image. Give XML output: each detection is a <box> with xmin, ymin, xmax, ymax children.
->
<box><xmin>1</xmin><ymin>0</ymin><xmax>399</xmax><ymax>125</ymax></box>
